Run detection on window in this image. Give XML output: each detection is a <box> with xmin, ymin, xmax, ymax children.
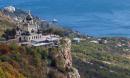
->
<box><xmin>19</xmin><ymin>32</ymin><xmax>21</xmax><ymax>34</ymax></box>
<box><xmin>28</xmin><ymin>37</ymin><xmax>30</xmax><ymax>40</ymax></box>
<box><xmin>24</xmin><ymin>37</ymin><xmax>26</xmax><ymax>40</ymax></box>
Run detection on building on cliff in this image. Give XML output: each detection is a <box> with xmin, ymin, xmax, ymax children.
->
<box><xmin>15</xmin><ymin>11</ymin><xmax>60</xmax><ymax>46</ymax></box>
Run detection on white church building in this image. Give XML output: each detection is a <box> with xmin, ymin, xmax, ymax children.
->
<box><xmin>15</xmin><ymin>11</ymin><xmax>60</xmax><ymax>46</ymax></box>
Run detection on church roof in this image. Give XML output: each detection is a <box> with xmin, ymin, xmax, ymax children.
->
<box><xmin>26</xmin><ymin>14</ymin><xmax>33</xmax><ymax>21</ymax></box>
<box><xmin>26</xmin><ymin>10</ymin><xmax>33</xmax><ymax>21</ymax></box>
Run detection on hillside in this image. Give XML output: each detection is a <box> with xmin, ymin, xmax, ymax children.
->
<box><xmin>0</xmin><ymin>11</ymin><xmax>16</xmax><ymax>36</ymax></box>
<box><xmin>0</xmin><ymin>38</ymin><xmax>80</xmax><ymax>78</ymax></box>
<box><xmin>1</xmin><ymin>36</ymin><xmax>130</xmax><ymax>78</ymax></box>
<box><xmin>72</xmin><ymin>38</ymin><xmax>130</xmax><ymax>78</ymax></box>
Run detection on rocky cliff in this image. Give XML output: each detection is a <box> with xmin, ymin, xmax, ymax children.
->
<box><xmin>48</xmin><ymin>38</ymin><xmax>80</xmax><ymax>78</ymax></box>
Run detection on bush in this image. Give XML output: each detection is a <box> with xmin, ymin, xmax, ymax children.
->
<box><xmin>0</xmin><ymin>62</ymin><xmax>25</xmax><ymax>78</ymax></box>
<box><xmin>9</xmin><ymin>42</ymin><xmax>18</xmax><ymax>51</ymax></box>
<box><xmin>2</xmin><ymin>28</ymin><xmax>16</xmax><ymax>40</ymax></box>
<box><xmin>0</xmin><ymin>45</ymin><xmax>10</xmax><ymax>55</ymax></box>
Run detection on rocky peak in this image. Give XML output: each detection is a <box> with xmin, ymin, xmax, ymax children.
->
<box><xmin>50</xmin><ymin>38</ymin><xmax>80</xmax><ymax>78</ymax></box>
<box><xmin>3</xmin><ymin>6</ymin><xmax>16</xmax><ymax>13</ymax></box>
<box><xmin>60</xmin><ymin>38</ymin><xmax>72</xmax><ymax>69</ymax></box>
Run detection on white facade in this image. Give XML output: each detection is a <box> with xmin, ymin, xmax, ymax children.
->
<box><xmin>20</xmin><ymin>34</ymin><xmax>42</xmax><ymax>42</ymax></box>
<box><xmin>15</xmin><ymin>11</ymin><xmax>60</xmax><ymax>46</ymax></box>
<box><xmin>16</xmin><ymin>11</ymin><xmax>42</xmax><ymax>42</ymax></box>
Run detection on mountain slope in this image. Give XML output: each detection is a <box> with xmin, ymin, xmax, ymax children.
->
<box><xmin>0</xmin><ymin>11</ymin><xmax>16</xmax><ymax>36</ymax></box>
<box><xmin>72</xmin><ymin>39</ymin><xmax>130</xmax><ymax>78</ymax></box>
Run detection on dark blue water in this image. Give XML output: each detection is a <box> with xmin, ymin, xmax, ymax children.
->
<box><xmin>1</xmin><ymin>0</ymin><xmax>130</xmax><ymax>37</ymax></box>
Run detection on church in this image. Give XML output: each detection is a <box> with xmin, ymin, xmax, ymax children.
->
<box><xmin>15</xmin><ymin>11</ymin><xmax>60</xmax><ymax>46</ymax></box>
<box><xmin>15</xmin><ymin>11</ymin><xmax>43</xmax><ymax>42</ymax></box>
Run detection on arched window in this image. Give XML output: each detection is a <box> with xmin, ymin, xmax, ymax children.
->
<box><xmin>19</xmin><ymin>32</ymin><xmax>21</xmax><ymax>34</ymax></box>
<box><xmin>24</xmin><ymin>37</ymin><xmax>26</xmax><ymax>40</ymax></box>
<box><xmin>28</xmin><ymin>37</ymin><xmax>30</xmax><ymax>40</ymax></box>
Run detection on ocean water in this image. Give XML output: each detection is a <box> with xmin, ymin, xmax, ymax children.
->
<box><xmin>1</xmin><ymin>0</ymin><xmax>130</xmax><ymax>37</ymax></box>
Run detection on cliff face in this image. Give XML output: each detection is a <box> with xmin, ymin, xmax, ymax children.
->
<box><xmin>49</xmin><ymin>38</ymin><xmax>80</xmax><ymax>78</ymax></box>
<box><xmin>60</xmin><ymin>38</ymin><xmax>80</xmax><ymax>78</ymax></box>
<box><xmin>58</xmin><ymin>38</ymin><xmax>72</xmax><ymax>70</ymax></box>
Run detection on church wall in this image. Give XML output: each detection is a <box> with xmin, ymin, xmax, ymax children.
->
<box><xmin>20</xmin><ymin>34</ymin><xmax>42</xmax><ymax>42</ymax></box>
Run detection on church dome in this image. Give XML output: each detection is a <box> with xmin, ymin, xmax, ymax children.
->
<box><xmin>26</xmin><ymin>14</ymin><xmax>33</xmax><ymax>21</ymax></box>
<box><xmin>26</xmin><ymin>10</ymin><xmax>33</xmax><ymax>21</ymax></box>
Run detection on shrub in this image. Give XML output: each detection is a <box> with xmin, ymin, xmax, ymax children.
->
<box><xmin>0</xmin><ymin>45</ymin><xmax>10</xmax><ymax>55</ymax></box>
<box><xmin>0</xmin><ymin>62</ymin><xmax>25</xmax><ymax>78</ymax></box>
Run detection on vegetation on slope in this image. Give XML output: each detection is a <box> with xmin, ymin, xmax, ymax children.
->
<box><xmin>72</xmin><ymin>40</ymin><xmax>130</xmax><ymax>78</ymax></box>
<box><xmin>1</xmin><ymin>37</ymin><xmax>130</xmax><ymax>78</ymax></box>
<box><xmin>0</xmin><ymin>62</ymin><xmax>25</xmax><ymax>78</ymax></box>
<box><xmin>0</xmin><ymin>43</ymin><xmax>49</xmax><ymax>78</ymax></box>
<box><xmin>0</xmin><ymin>41</ymin><xmax>76</xmax><ymax>78</ymax></box>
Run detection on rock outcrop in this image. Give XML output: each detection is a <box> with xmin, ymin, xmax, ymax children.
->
<box><xmin>4</xmin><ymin>6</ymin><xmax>16</xmax><ymax>13</ymax></box>
<box><xmin>59</xmin><ymin>38</ymin><xmax>72</xmax><ymax>70</ymax></box>
<box><xmin>49</xmin><ymin>38</ymin><xmax>80</xmax><ymax>78</ymax></box>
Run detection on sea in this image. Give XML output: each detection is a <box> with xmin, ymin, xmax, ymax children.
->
<box><xmin>1</xmin><ymin>0</ymin><xmax>130</xmax><ymax>37</ymax></box>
